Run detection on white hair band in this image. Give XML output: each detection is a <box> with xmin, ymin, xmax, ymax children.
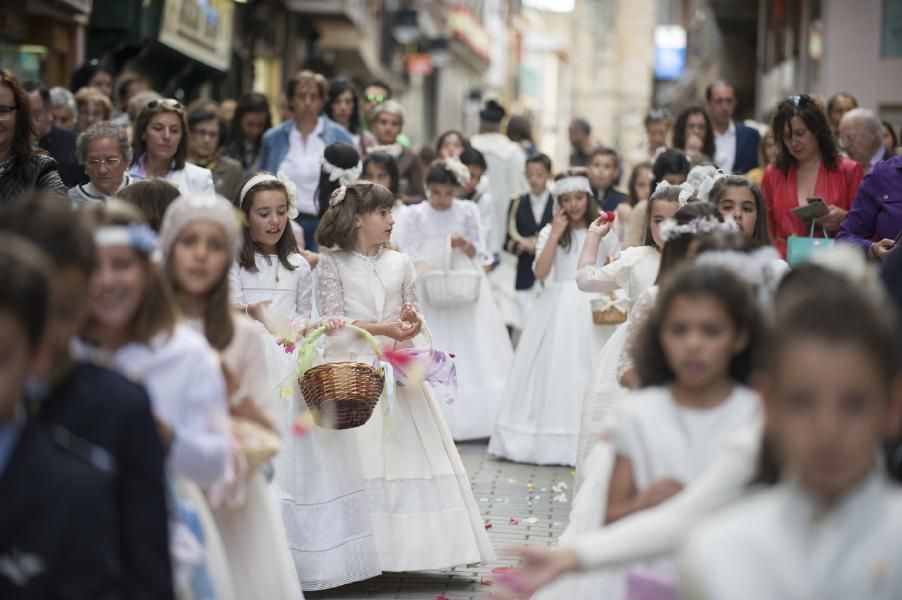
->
<box><xmin>321</xmin><ymin>156</ymin><xmax>362</xmax><ymax>187</ymax></box>
<box><xmin>551</xmin><ymin>176</ymin><xmax>592</xmax><ymax>198</ymax></box>
<box><xmin>94</xmin><ymin>225</ymin><xmax>157</xmax><ymax>254</ymax></box>
<box><xmin>238</xmin><ymin>171</ymin><xmax>299</xmax><ymax>219</ymax></box>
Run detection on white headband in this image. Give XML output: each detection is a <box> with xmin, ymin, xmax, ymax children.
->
<box><xmin>551</xmin><ymin>176</ymin><xmax>592</xmax><ymax>198</ymax></box>
<box><xmin>654</xmin><ymin>180</ymin><xmax>695</xmax><ymax>207</ymax></box>
<box><xmin>94</xmin><ymin>224</ymin><xmax>157</xmax><ymax>254</ymax></box>
<box><xmin>696</xmin><ymin>246</ymin><xmax>785</xmax><ymax>304</ymax></box>
<box><xmin>659</xmin><ymin>215</ymin><xmax>739</xmax><ymax>242</ymax></box>
<box><xmin>238</xmin><ymin>171</ymin><xmax>299</xmax><ymax>219</ymax></box>
<box><xmin>321</xmin><ymin>156</ymin><xmax>362</xmax><ymax>187</ymax></box>
<box><xmin>441</xmin><ymin>157</ymin><xmax>471</xmax><ymax>187</ymax></box>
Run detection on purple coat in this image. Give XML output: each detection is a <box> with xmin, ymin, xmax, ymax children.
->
<box><xmin>837</xmin><ymin>155</ymin><xmax>902</xmax><ymax>253</ymax></box>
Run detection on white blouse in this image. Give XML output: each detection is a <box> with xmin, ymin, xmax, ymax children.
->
<box><xmin>680</xmin><ymin>468</ymin><xmax>902</xmax><ymax>600</ymax></box>
<box><xmin>229</xmin><ymin>252</ymin><xmax>313</xmax><ymax>322</ymax></box>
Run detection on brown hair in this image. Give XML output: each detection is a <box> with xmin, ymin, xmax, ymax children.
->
<box><xmin>0</xmin><ymin>234</ymin><xmax>53</xmax><ymax>350</ymax></box>
<box><xmin>115</xmin><ymin>179</ymin><xmax>181</xmax><ymax>232</ymax></box>
<box><xmin>79</xmin><ymin>199</ymin><xmax>179</xmax><ymax>345</ymax></box>
<box><xmin>285</xmin><ymin>70</ymin><xmax>328</xmax><ymax>103</ymax></box>
<box><xmin>233</xmin><ymin>174</ymin><xmax>299</xmax><ymax>271</ymax></box>
<box><xmin>772</xmin><ymin>94</ymin><xmax>839</xmax><ymax>175</ymax></box>
<box><xmin>315</xmin><ymin>181</ymin><xmax>395</xmax><ymax>250</ymax></box>
<box><xmin>131</xmin><ymin>98</ymin><xmax>189</xmax><ymax>170</ymax></box>
<box><xmin>673</xmin><ymin>105</ymin><xmax>716</xmax><ymax>160</ymax></box>
<box><xmin>708</xmin><ymin>175</ymin><xmax>771</xmax><ymax>245</ymax></box>
<box><xmin>74</xmin><ymin>86</ymin><xmax>113</xmax><ymax>121</ymax></box>
<box><xmin>0</xmin><ymin>69</ymin><xmax>38</xmax><ymax>163</ymax></box>
<box><xmin>643</xmin><ymin>182</ymin><xmax>682</xmax><ymax>247</ymax></box>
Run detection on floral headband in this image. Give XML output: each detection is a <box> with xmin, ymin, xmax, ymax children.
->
<box><xmin>329</xmin><ymin>186</ymin><xmax>348</xmax><ymax>207</ymax></box>
<box><xmin>94</xmin><ymin>224</ymin><xmax>158</xmax><ymax>254</ymax></box>
<box><xmin>442</xmin><ymin>157</ymin><xmax>471</xmax><ymax>187</ymax></box>
<box><xmin>551</xmin><ymin>175</ymin><xmax>592</xmax><ymax>199</ymax></box>
<box><xmin>653</xmin><ymin>180</ymin><xmax>695</xmax><ymax>207</ymax></box>
<box><xmin>695</xmin><ymin>246</ymin><xmax>785</xmax><ymax>305</ymax></box>
<box><xmin>321</xmin><ymin>155</ymin><xmax>362</xmax><ymax>187</ymax></box>
<box><xmin>659</xmin><ymin>215</ymin><xmax>738</xmax><ymax>242</ymax></box>
<box><xmin>238</xmin><ymin>171</ymin><xmax>298</xmax><ymax>219</ymax></box>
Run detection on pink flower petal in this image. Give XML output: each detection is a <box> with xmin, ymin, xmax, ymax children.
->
<box><xmin>509</xmin><ymin>517</ymin><xmax>519</xmax><ymax>525</ymax></box>
<box><xmin>492</xmin><ymin>566</ymin><xmax>514</xmax><ymax>574</ymax></box>
<box><xmin>480</xmin><ymin>577</ymin><xmax>494</xmax><ymax>586</ymax></box>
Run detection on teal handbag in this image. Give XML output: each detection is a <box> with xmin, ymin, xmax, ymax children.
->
<box><xmin>786</xmin><ymin>221</ymin><xmax>834</xmax><ymax>267</ymax></box>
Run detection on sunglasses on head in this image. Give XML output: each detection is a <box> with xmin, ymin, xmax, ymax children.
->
<box><xmin>147</xmin><ymin>98</ymin><xmax>183</xmax><ymax>110</ymax></box>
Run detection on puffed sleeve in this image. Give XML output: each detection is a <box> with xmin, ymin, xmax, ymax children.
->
<box><xmin>315</xmin><ymin>252</ymin><xmax>345</xmax><ymax>318</ymax></box>
<box><xmin>293</xmin><ymin>254</ymin><xmax>314</xmax><ymax>319</ymax></box>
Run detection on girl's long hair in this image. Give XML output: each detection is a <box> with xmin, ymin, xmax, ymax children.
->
<box><xmin>708</xmin><ymin>175</ymin><xmax>771</xmax><ymax>245</ymax></box>
<box><xmin>653</xmin><ymin>202</ymin><xmax>722</xmax><ymax>285</ymax></box>
<box><xmin>634</xmin><ymin>263</ymin><xmax>764</xmax><ymax>388</ymax></box>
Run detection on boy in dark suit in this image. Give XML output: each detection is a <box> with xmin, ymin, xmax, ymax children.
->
<box><xmin>587</xmin><ymin>147</ymin><xmax>628</xmax><ymax>212</ymax></box>
<box><xmin>0</xmin><ymin>195</ymin><xmax>173</xmax><ymax>599</ymax></box>
<box><xmin>505</xmin><ymin>153</ymin><xmax>554</xmax><ymax>337</ymax></box>
<box><xmin>0</xmin><ymin>235</ymin><xmax>120</xmax><ymax>599</ymax></box>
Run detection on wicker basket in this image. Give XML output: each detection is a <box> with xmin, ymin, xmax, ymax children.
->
<box><xmin>420</xmin><ymin>235</ymin><xmax>481</xmax><ymax>308</ymax></box>
<box><xmin>297</xmin><ymin>325</ymin><xmax>386</xmax><ymax>430</ymax></box>
<box><xmin>591</xmin><ymin>293</ymin><xmax>628</xmax><ymax>325</ymax></box>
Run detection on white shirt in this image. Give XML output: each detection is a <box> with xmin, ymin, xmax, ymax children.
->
<box><xmin>529</xmin><ymin>191</ymin><xmax>550</xmax><ymax>225</ymax></box>
<box><xmin>279</xmin><ymin>117</ymin><xmax>326</xmax><ymax>216</ymax></box>
<box><xmin>867</xmin><ymin>146</ymin><xmax>886</xmax><ymax>175</ymax></box>
<box><xmin>680</xmin><ymin>468</ymin><xmax>902</xmax><ymax>600</ymax></box>
<box><xmin>127</xmin><ymin>158</ymin><xmax>215</xmax><ymax>195</ymax></box>
<box><xmin>68</xmin><ymin>174</ymin><xmax>133</xmax><ymax>205</ymax></box>
<box><xmin>713</xmin><ymin>120</ymin><xmax>737</xmax><ymax>174</ymax></box>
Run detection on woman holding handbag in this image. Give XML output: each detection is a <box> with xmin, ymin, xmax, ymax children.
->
<box><xmin>159</xmin><ymin>193</ymin><xmax>301</xmax><ymax>599</ymax></box>
<box><xmin>760</xmin><ymin>95</ymin><xmax>862</xmax><ymax>258</ymax></box>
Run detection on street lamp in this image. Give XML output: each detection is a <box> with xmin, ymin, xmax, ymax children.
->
<box><xmin>392</xmin><ymin>7</ymin><xmax>420</xmax><ymax>45</ymax></box>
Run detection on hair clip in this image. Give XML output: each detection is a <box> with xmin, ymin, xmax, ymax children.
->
<box><xmin>329</xmin><ymin>186</ymin><xmax>348</xmax><ymax>207</ymax></box>
<box><xmin>321</xmin><ymin>156</ymin><xmax>362</xmax><ymax>187</ymax></box>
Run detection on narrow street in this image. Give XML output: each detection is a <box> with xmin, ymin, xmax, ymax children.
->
<box><xmin>307</xmin><ymin>442</ymin><xmax>573</xmax><ymax>599</ymax></box>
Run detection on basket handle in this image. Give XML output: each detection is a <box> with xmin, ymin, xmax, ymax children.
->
<box><xmin>297</xmin><ymin>323</ymin><xmax>384</xmax><ymax>377</ymax></box>
<box><xmin>445</xmin><ymin>234</ymin><xmax>454</xmax><ymax>271</ymax></box>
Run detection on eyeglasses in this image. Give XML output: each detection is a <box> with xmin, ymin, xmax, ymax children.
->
<box><xmin>147</xmin><ymin>98</ymin><xmax>183</xmax><ymax>111</ymax></box>
<box><xmin>365</xmin><ymin>94</ymin><xmax>386</xmax><ymax>104</ymax></box>
<box><xmin>0</xmin><ymin>105</ymin><xmax>17</xmax><ymax>121</ymax></box>
<box><xmin>191</xmin><ymin>128</ymin><xmax>219</xmax><ymax>139</ymax></box>
<box><xmin>86</xmin><ymin>157</ymin><xmax>123</xmax><ymax>168</ymax></box>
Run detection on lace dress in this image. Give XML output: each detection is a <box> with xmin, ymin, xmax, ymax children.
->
<box><xmin>487</xmin><ymin>225</ymin><xmax>618</xmax><ymax>467</ymax></box>
<box><xmin>400</xmin><ymin>200</ymin><xmax>513</xmax><ymax>440</ymax></box>
<box><xmin>317</xmin><ymin>248</ymin><xmax>496</xmax><ymax>571</ymax></box>
<box><xmin>229</xmin><ymin>252</ymin><xmax>381</xmax><ymax>591</ymax></box>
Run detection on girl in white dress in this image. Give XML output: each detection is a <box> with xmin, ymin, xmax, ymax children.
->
<box><xmin>228</xmin><ymin>173</ymin><xmax>382</xmax><ymax>590</ymax></box>
<box><xmin>681</xmin><ymin>267</ymin><xmax>902</xmax><ymax>600</ymax></box>
<box><xmin>573</xmin><ymin>181</ymin><xmax>683</xmax><ymax>478</ymax></box>
<box><xmin>362</xmin><ymin>151</ymin><xmax>409</xmax><ymax>248</ymax></box>
<box><xmin>314</xmin><ymin>180</ymin><xmax>496</xmax><ymax>571</ymax></box>
<box><xmin>79</xmin><ymin>200</ymin><xmax>233</xmax><ymax>600</ymax></box>
<box><xmin>488</xmin><ymin>169</ymin><xmax>619</xmax><ymax>466</ymax></box>
<box><xmin>400</xmin><ymin>158</ymin><xmax>513</xmax><ymax>440</ymax></box>
<box><xmin>159</xmin><ymin>193</ymin><xmax>301</xmax><ymax>599</ymax></box>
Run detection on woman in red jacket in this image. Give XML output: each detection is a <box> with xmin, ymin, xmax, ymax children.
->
<box><xmin>761</xmin><ymin>94</ymin><xmax>863</xmax><ymax>257</ymax></box>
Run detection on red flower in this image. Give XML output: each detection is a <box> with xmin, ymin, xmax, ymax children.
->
<box><xmin>604</xmin><ymin>210</ymin><xmax>616</xmax><ymax>222</ymax></box>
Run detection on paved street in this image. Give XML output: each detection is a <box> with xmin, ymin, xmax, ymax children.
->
<box><xmin>307</xmin><ymin>442</ymin><xmax>574</xmax><ymax>600</ymax></box>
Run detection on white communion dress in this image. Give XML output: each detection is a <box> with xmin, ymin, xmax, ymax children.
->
<box><xmin>229</xmin><ymin>252</ymin><xmax>382</xmax><ymax>590</ymax></box>
<box><xmin>317</xmin><ymin>248</ymin><xmax>496</xmax><ymax>571</ymax></box>
<box><xmin>574</xmin><ymin>244</ymin><xmax>661</xmax><ymax>480</ymax></box>
<box><xmin>400</xmin><ymin>199</ymin><xmax>513</xmax><ymax>440</ymax></box>
<box><xmin>487</xmin><ymin>225</ymin><xmax>619</xmax><ymax>466</ymax></box>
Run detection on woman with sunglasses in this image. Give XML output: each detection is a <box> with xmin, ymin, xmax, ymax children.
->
<box><xmin>0</xmin><ymin>69</ymin><xmax>67</xmax><ymax>200</ymax></box>
<box><xmin>760</xmin><ymin>94</ymin><xmax>863</xmax><ymax>258</ymax></box>
<box><xmin>127</xmin><ymin>98</ymin><xmax>215</xmax><ymax>195</ymax></box>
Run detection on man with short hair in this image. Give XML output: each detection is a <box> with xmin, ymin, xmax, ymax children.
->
<box><xmin>69</xmin><ymin>122</ymin><xmax>133</xmax><ymax>204</ymax></box>
<box><xmin>827</xmin><ymin>92</ymin><xmax>858</xmax><ymax>137</ymax></box>
<box><xmin>839</xmin><ymin>108</ymin><xmax>890</xmax><ymax>175</ymax></box>
<box><xmin>370</xmin><ymin>100</ymin><xmax>423</xmax><ymax>203</ymax></box>
<box><xmin>186</xmin><ymin>101</ymin><xmax>244</xmax><ymax>200</ymax></box>
<box><xmin>568</xmin><ymin>118</ymin><xmax>593</xmax><ymax>167</ymax></box>
<box><xmin>24</xmin><ymin>81</ymin><xmax>84</xmax><ymax>187</ymax></box>
<box><xmin>704</xmin><ymin>81</ymin><xmax>760</xmax><ymax>174</ymax></box>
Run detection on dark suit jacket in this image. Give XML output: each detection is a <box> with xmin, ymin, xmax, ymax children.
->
<box><xmin>505</xmin><ymin>192</ymin><xmax>554</xmax><ymax>290</ymax></box>
<box><xmin>733</xmin><ymin>121</ymin><xmax>761</xmax><ymax>175</ymax></box>
<box><xmin>34</xmin><ymin>362</ymin><xmax>172</xmax><ymax>600</ymax></box>
<box><xmin>593</xmin><ymin>186</ymin><xmax>628</xmax><ymax>212</ymax></box>
<box><xmin>0</xmin><ymin>420</ymin><xmax>120</xmax><ymax>599</ymax></box>
<box><xmin>39</xmin><ymin>126</ymin><xmax>85</xmax><ymax>188</ymax></box>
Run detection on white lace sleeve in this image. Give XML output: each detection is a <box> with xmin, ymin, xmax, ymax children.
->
<box><xmin>616</xmin><ymin>287</ymin><xmax>657</xmax><ymax>381</ymax></box>
<box><xmin>532</xmin><ymin>224</ymin><xmax>553</xmax><ymax>272</ymax></box>
<box><xmin>401</xmin><ymin>254</ymin><xmax>420</xmax><ymax>311</ymax></box>
<box><xmin>315</xmin><ymin>252</ymin><xmax>345</xmax><ymax>317</ymax></box>
<box><xmin>228</xmin><ymin>262</ymin><xmax>244</xmax><ymax>304</ymax></box>
<box><xmin>293</xmin><ymin>255</ymin><xmax>314</xmax><ymax>319</ymax></box>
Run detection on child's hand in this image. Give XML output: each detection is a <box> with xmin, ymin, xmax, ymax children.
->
<box><xmin>245</xmin><ymin>300</ymin><xmax>272</xmax><ymax>323</ymax></box>
<box><xmin>450</xmin><ymin>233</ymin><xmax>468</xmax><ymax>248</ymax></box>
<box><xmin>493</xmin><ymin>547</ymin><xmax>582</xmax><ymax>599</ymax></box>
<box><xmin>316</xmin><ymin>317</ymin><xmax>344</xmax><ymax>335</ymax></box>
<box><xmin>400</xmin><ymin>303</ymin><xmax>420</xmax><ymax>325</ymax></box>
<box><xmin>516</xmin><ymin>238</ymin><xmax>537</xmax><ymax>254</ymax></box>
<box><xmin>639</xmin><ymin>478</ymin><xmax>684</xmax><ymax>509</ymax></box>
<box><xmin>549</xmin><ymin>208</ymin><xmax>568</xmax><ymax>238</ymax></box>
<box><xmin>588</xmin><ymin>212</ymin><xmax>613</xmax><ymax>237</ymax></box>
<box><xmin>383</xmin><ymin>320</ymin><xmax>420</xmax><ymax>342</ymax></box>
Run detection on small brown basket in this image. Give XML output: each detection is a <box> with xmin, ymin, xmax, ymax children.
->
<box><xmin>591</xmin><ymin>293</ymin><xmax>628</xmax><ymax>325</ymax></box>
<box><xmin>296</xmin><ymin>325</ymin><xmax>386</xmax><ymax>430</ymax></box>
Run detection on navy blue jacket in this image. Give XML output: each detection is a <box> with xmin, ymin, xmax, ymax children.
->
<box><xmin>733</xmin><ymin>121</ymin><xmax>762</xmax><ymax>175</ymax></box>
<box><xmin>593</xmin><ymin>185</ymin><xmax>628</xmax><ymax>212</ymax></box>
<box><xmin>505</xmin><ymin>192</ymin><xmax>554</xmax><ymax>290</ymax></box>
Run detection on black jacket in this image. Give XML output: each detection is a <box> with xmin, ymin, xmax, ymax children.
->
<box><xmin>593</xmin><ymin>185</ymin><xmax>628</xmax><ymax>212</ymax></box>
<box><xmin>0</xmin><ymin>153</ymin><xmax>67</xmax><ymax>202</ymax></box>
<box><xmin>0</xmin><ymin>419</ymin><xmax>121</xmax><ymax>599</ymax></box>
<box><xmin>505</xmin><ymin>192</ymin><xmax>554</xmax><ymax>290</ymax></box>
<box><xmin>33</xmin><ymin>362</ymin><xmax>173</xmax><ymax>600</ymax></box>
<box><xmin>39</xmin><ymin>126</ymin><xmax>85</xmax><ymax>188</ymax></box>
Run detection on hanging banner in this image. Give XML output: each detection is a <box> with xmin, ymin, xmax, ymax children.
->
<box><xmin>159</xmin><ymin>0</ymin><xmax>234</xmax><ymax>72</ymax></box>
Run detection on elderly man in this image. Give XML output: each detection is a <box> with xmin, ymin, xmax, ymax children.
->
<box><xmin>24</xmin><ymin>81</ymin><xmax>84</xmax><ymax>187</ymax></box>
<box><xmin>704</xmin><ymin>81</ymin><xmax>760</xmax><ymax>174</ymax></box>
<box><xmin>370</xmin><ymin>100</ymin><xmax>423</xmax><ymax>203</ymax></box>
<box><xmin>839</xmin><ymin>108</ymin><xmax>891</xmax><ymax>175</ymax></box>
<box><xmin>68</xmin><ymin>121</ymin><xmax>133</xmax><ymax>204</ymax></box>
<box><xmin>838</xmin><ymin>154</ymin><xmax>902</xmax><ymax>260</ymax></box>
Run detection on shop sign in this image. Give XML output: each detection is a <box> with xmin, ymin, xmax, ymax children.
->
<box><xmin>159</xmin><ymin>0</ymin><xmax>234</xmax><ymax>71</ymax></box>
<box><xmin>406</xmin><ymin>53</ymin><xmax>434</xmax><ymax>76</ymax></box>
<box><xmin>654</xmin><ymin>25</ymin><xmax>686</xmax><ymax>80</ymax></box>
<box><xmin>448</xmin><ymin>5</ymin><xmax>490</xmax><ymax>62</ymax></box>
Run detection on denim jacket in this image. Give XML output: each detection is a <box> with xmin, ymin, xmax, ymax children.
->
<box><xmin>258</xmin><ymin>116</ymin><xmax>353</xmax><ymax>174</ymax></box>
